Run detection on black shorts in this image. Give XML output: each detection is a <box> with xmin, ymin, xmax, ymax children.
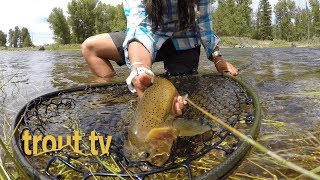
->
<box><xmin>109</xmin><ymin>31</ymin><xmax>200</xmax><ymax>75</ymax></box>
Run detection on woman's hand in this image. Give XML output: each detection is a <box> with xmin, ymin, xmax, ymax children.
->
<box><xmin>128</xmin><ymin>41</ymin><xmax>153</xmax><ymax>99</ymax></box>
<box><xmin>213</xmin><ymin>56</ymin><xmax>238</xmax><ymax>76</ymax></box>
<box><xmin>131</xmin><ymin>73</ymin><xmax>153</xmax><ymax>99</ymax></box>
<box><xmin>173</xmin><ymin>96</ymin><xmax>187</xmax><ymax>116</ymax></box>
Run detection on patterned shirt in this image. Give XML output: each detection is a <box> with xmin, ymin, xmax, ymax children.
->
<box><xmin>123</xmin><ymin>0</ymin><xmax>220</xmax><ymax>66</ymax></box>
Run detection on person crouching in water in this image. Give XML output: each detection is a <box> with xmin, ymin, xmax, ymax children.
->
<box><xmin>81</xmin><ymin>0</ymin><xmax>238</xmax><ymax>114</ymax></box>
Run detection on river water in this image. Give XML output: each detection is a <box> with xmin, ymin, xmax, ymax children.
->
<box><xmin>0</xmin><ymin>48</ymin><xmax>319</xmax><ymax>178</ymax></box>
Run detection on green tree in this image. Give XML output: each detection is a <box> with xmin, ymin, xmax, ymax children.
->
<box><xmin>13</xmin><ymin>26</ymin><xmax>21</xmax><ymax>47</ymax></box>
<box><xmin>20</xmin><ymin>27</ymin><xmax>33</xmax><ymax>47</ymax></box>
<box><xmin>254</xmin><ymin>0</ymin><xmax>273</xmax><ymax>40</ymax></box>
<box><xmin>0</xmin><ymin>30</ymin><xmax>7</xmax><ymax>46</ymax></box>
<box><xmin>213</xmin><ymin>0</ymin><xmax>237</xmax><ymax>36</ymax></box>
<box><xmin>95</xmin><ymin>2</ymin><xmax>112</xmax><ymax>33</ymax></box>
<box><xmin>20</xmin><ymin>27</ymin><xmax>27</xmax><ymax>46</ymax></box>
<box><xmin>106</xmin><ymin>5</ymin><xmax>126</xmax><ymax>32</ymax></box>
<box><xmin>68</xmin><ymin>0</ymin><xmax>98</xmax><ymax>43</ymax></box>
<box><xmin>48</xmin><ymin>7</ymin><xmax>71</xmax><ymax>44</ymax></box>
<box><xmin>294</xmin><ymin>7</ymin><xmax>311</xmax><ymax>40</ymax></box>
<box><xmin>8</xmin><ymin>29</ymin><xmax>14</xmax><ymax>47</ymax></box>
<box><xmin>234</xmin><ymin>0</ymin><xmax>253</xmax><ymax>37</ymax></box>
<box><xmin>310</xmin><ymin>0</ymin><xmax>320</xmax><ymax>37</ymax></box>
<box><xmin>213</xmin><ymin>0</ymin><xmax>252</xmax><ymax>37</ymax></box>
<box><xmin>23</xmin><ymin>35</ymin><xmax>33</xmax><ymax>47</ymax></box>
<box><xmin>274</xmin><ymin>0</ymin><xmax>296</xmax><ymax>41</ymax></box>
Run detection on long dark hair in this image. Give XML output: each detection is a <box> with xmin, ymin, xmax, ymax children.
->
<box><xmin>145</xmin><ymin>0</ymin><xmax>196</xmax><ymax>31</ymax></box>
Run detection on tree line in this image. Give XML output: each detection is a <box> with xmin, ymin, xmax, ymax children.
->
<box><xmin>0</xmin><ymin>26</ymin><xmax>33</xmax><ymax>47</ymax></box>
<box><xmin>49</xmin><ymin>0</ymin><xmax>320</xmax><ymax>44</ymax></box>
<box><xmin>213</xmin><ymin>0</ymin><xmax>320</xmax><ymax>41</ymax></box>
<box><xmin>47</xmin><ymin>0</ymin><xmax>126</xmax><ymax>44</ymax></box>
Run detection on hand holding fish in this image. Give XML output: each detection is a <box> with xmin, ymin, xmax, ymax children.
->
<box><xmin>131</xmin><ymin>72</ymin><xmax>153</xmax><ymax>99</ymax></box>
<box><xmin>173</xmin><ymin>96</ymin><xmax>187</xmax><ymax>116</ymax></box>
<box><xmin>131</xmin><ymin>72</ymin><xmax>187</xmax><ymax>116</ymax></box>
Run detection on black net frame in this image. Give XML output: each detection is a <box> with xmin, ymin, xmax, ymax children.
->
<box><xmin>12</xmin><ymin>73</ymin><xmax>261</xmax><ymax>180</ymax></box>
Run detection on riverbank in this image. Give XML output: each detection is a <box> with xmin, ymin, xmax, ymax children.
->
<box><xmin>219</xmin><ymin>36</ymin><xmax>320</xmax><ymax>48</ymax></box>
<box><xmin>0</xmin><ymin>44</ymin><xmax>81</xmax><ymax>51</ymax></box>
<box><xmin>1</xmin><ymin>36</ymin><xmax>320</xmax><ymax>51</ymax></box>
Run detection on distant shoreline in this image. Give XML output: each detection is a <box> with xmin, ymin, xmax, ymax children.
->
<box><xmin>219</xmin><ymin>36</ymin><xmax>320</xmax><ymax>48</ymax></box>
<box><xmin>1</xmin><ymin>36</ymin><xmax>319</xmax><ymax>51</ymax></box>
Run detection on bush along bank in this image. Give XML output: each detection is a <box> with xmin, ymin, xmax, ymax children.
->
<box><xmin>220</xmin><ymin>36</ymin><xmax>320</xmax><ymax>48</ymax></box>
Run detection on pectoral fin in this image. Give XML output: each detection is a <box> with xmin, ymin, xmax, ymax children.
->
<box><xmin>173</xmin><ymin>118</ymin><xmax>212</xmax><ymax>136</ymax></box>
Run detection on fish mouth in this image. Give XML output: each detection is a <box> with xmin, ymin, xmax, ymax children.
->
<box><xmin>148</xmin><ymin>152</ymin><xmax>170</xmax><ymax>167</ymax></box>
<box><xmin>146</xmin><ymin>139</ymin><xmax>173</xmax><ymax>166</ymax></box>
<box><xmin>145</xmin><ymin>128</ymin><xmax>178</xmax><ymax>166</ymax></box>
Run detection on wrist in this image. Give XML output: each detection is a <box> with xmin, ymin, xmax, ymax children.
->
<box><xmin>209</xmin><ymin>45</ymin><xmax>222</xmax><ymax>62</ymax></box>
<box><xmin>126</xmin><ymin>67</ymin><xmax>154</xmax><ymax>93</ymax></box>
<box><xmin>212</xmin><ymin>56</ymin><xmax>223</xmax><ymax>65</ymax></box>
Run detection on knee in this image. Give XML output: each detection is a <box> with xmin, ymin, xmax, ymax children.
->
<box><xmin>81</xmin><ymin>37</ymin><xmax>94</xmax><ymax>58</ymax></box>
<box><xmin>104</xmin><ymin>71</ymin><xmax>116</xmax><ymax>78</ymax></box>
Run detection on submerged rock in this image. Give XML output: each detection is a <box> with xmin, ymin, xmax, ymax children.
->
<box><xmin>38</xmin><ymin>46</ymin><xmax>45</xmax><ymax>51</ymax></box>
<box><xmin>235</xmin><ymin>44</ymin><xmax>245</xmax><ymax>48</ymax></box>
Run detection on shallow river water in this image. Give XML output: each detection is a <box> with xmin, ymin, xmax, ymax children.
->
<box><xmin>0</xmin><ymin>47</ymin><xmax>319</xmax><ymax>178</ymax></box>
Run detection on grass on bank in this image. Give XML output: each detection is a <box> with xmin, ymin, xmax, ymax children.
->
<box><xmin>0</xmin><ymin>44</ymin><xmax>81</xmax><ymax>51</ymax></box>
<box><xmin>44</xmin><ymin>43</ymin><xmax>81</xmax><ymax>50</ymax></box>
<box><xmin>1</xmin><ymin>36</ymin><xmax>320</xmax><ymax>51</ymax></box>
<box><xmin>219</xmin><ymin>36</ymin><xmax>320</xmax><ymax>48</ymax></box>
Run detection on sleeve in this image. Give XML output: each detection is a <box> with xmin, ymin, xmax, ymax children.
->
<box><xmin>196</xmin><ymin>0</ymin><xmax>220</xmax><ymax>60</ymax></box>
<box><xmin>122</xmin><ymin>0</ymin><xmax>155</xmax><ymax>65</ymax></box>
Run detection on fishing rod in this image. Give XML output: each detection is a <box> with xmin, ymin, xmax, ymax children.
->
<box><xmin>185</xmin><ymin>97</ymin><xmax>320</xmax><ymax>180</ymax></box>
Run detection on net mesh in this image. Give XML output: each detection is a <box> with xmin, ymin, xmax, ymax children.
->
<box><xmin>13</xmin><ymin>73</ymin><xmax>260</xmax><ymax>179</ymax></box>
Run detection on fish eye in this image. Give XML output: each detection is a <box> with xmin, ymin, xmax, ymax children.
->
<box><xmin>145</xmin><ymin>152</ymin><xmax>150</xmax><ymax>158</ymax></box>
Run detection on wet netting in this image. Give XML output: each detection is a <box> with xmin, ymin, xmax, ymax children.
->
<box><xmin>12</xmin><ymin>73</ymin><xmax>261</xmax><ymax>180</ymax></box>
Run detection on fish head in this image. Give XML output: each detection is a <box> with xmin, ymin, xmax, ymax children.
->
<box><xmin>129</xmin><ymin>77</ymin><xmax>179</xmax><ymax>141</ymax></box>
<box><xmin>126</xmin><ymin>77</ymin><xmax>184</xmax><ymax>165</ymax></box>
<box><xmin>145</xmin><ymin>127</ymin><xmax>179</xmax><ymax>166</ymax></box>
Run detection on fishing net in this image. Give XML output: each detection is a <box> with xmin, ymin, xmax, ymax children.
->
<box><xmin>12</xmin><ymin>73</ymin><xmax>261</xmax><ymax>180</ymax></box>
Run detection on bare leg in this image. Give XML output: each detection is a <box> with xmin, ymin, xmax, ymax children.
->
<box><xmin>81</xmin><ymin>33</ymin><xmax>123</xmax><ymax>81</ymax></box>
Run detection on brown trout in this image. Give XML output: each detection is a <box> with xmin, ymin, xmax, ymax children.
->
<box><xmin>125</xmin><ymin>77</ymin><xmax>211</xmax><ymax>166</ymax></box>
